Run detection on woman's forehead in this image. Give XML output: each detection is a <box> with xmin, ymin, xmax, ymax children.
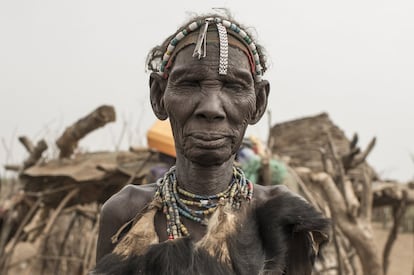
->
<box><xmin>170</xmin><ymin>44</ymin><xmax>251</xmax><ymax>76</ymax></box>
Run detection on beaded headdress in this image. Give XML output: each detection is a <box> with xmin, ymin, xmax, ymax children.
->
<box><xmin>153</xmin><ymin>17</ymin><xmax>264</xmax><ymax>82</ymax></box>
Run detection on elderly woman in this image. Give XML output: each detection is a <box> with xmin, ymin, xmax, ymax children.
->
<box><xmin>94</xmin><ymin>14</ymin><xmax>329</xmax><ymax>275</ymax></box>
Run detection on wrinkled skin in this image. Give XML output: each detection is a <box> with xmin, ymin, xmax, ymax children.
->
<box><xmin>161</xmin><ymin>44</ymin><xmax>262</xmax><ymax>166</ymax></box>
<box><xmin>150</xmin><ymin>43</ymin><xmax>269</xmax><ymax>194</ymax></box>
<box><xmin>96</xmin><ymin>42</ymin><xmax>270</xmax><ymax>261</ymax></box>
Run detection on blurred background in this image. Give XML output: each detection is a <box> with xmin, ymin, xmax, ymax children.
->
<box><xmin>1</xmin><ymin>0</ymin><xmax>413</xmax><ymax>181</ymax></box>
<box><xmin>0</xmin><ymin>1</ymin><xmax>413</xmax><ymax>275</ymax></box>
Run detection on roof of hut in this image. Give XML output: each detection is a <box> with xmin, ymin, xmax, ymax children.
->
<box><xmin>269</xmin><ymin>112</ymin><xmax>377</xmax><ymax>181</ymax></box>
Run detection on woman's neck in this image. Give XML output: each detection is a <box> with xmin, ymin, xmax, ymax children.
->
<box><xmin>174</xmin><ymin>155</ymin><xmax>235</xmax><ymax>196</ymax></box>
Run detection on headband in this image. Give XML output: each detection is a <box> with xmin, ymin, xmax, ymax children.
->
<box><xmin>159</xmin><ymin>17</ymin><xmax>263</xmax><ymax>82</ymax></box>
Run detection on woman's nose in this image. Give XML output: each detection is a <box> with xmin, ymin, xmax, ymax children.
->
<box><xmin>194</xmin><ymin>92</ymin><xmax>226</xmax><ymax>122</ymax></box>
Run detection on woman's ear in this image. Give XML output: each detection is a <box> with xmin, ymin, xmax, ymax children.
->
<box><xmin>149</xmin><ymin>72</ymin><xmax>168</xmax><ymax>120</ymax></box>
<box><xmin>249</xmin><ymin>80</ymin><xmax>270</xmax><ymax>124</ymax></box>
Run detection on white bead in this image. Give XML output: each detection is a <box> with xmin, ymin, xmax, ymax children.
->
<box><xmin>250</xmin><ymin>43</ymin><xmax>257</xmax><ymax>51</ymax></box>
<box><xmin>239</xmin><ymin>30</ymin><xmax>247</xmax><ymax>38</ymax></box>
<box><xmin>167</xmin><ymin>44</ymin><xmax>175</xmax><ymax>52</ymax></box>
<box><xmin>163</xmin><ymin>53</ymin><xmax>170</xmax><ymax>61</ymax></box>
<box><xmin>222</xmin><ymin>20</ymin><xmax>231</xmax><ymax>28</ymax></box>
<box><xmin>189</xmin><ymin>22</ymin><xmax>198</xmax><ymax>31</ymax></box>
<box><xmin>176</xmin><ymin>32</ymin><xmax>185</xmax><ymax>40</ymax></box>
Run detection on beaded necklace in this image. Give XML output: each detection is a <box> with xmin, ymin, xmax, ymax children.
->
<box><xmin>154</xmin><ymin>166</ymin><xmax>253</xmax><ymax>240</ymax></box>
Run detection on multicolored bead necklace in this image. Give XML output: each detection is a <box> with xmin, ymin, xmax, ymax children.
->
<box><xmin>154</xmin><ymin>166</ymin><xmax>253</xmax><ymax>240</ymax></box>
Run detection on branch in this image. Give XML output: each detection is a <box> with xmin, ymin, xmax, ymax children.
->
<box><xmin>372</xmin><ymin>182</ymin><xmax>414</xmax><ymax>207</ymax></box>
<box><xmin>342</xmin><ymin>133</ymin><xmax>360</xmax><ymax>171</ymax></box>
<box><xmin>351</xmin><ymin>137</ymin><xmax>376</xmax><ymax>168</ymax></box>
<box><xmin>56</xmin><ymin>105</ymin><xmax>116</xmax><ymax>158</ymax></box>
<box><xmin>360</xmin><ymin>165</ymin><xmax>373</xmax><ymax>222</ymax></box>
<box><xmin>350</xmin><ymin>133</ymin><xmax>358</xmax><ymax>149</ymax></box>
<box><xmin>319</xmin><ymin>147</ymin><xmax>335</xmax><ymax>176</ymax></box>
<box><xmin>22</xmin><ymin>139</ymin><xmax>47</xmax><ymax>169</ymax></box>
<box><xmin>325</xmin><ymin>132</ymin><xmax>349</xmax><ymax>211</ymax></box>
<box><xmin>18</xmin><ymin>136</ymin><xmax>35</xmax><ymax>154</ymax></box>
<box><xmin>382</xmin><ymin>191</ymin><xmax>408</xmax><ymax>275</ymax></box>
<box><xmin>290</xmin><ymin>167</ymin><xmax>322</xmax><ymax>212</ymax></box>
<box><xmin>309</xmin><ymin>172</ymin><xmax>383</xmax><ymax>275</ymax></box>
<box><xmin>4</xmin><ymin>165</ymin><xmax>21</xmax><ymax>172</ymax></box>
<box><xmin>1</xmin><ymin>197</ymin><xmax>42</xmax><ymax>271</ymax></box>
<box><xmin>341</xmin><ymin>135</ymin><xmax>376</xmax><ymax>172</ymax></box>
<box><xmin>331</xmin><ymin>218</ymin><xmax>344</xmax><ymax>275</ymax></box>
<box><xmin>344</xmin><ymin>179</ymin><xmax>360</xmax><ymax>218</ymax></box>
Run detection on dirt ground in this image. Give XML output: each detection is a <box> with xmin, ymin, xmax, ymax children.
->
<box><xmin>373</xmin><ymin>222</ymin><xmax>414</xmax><ymax>275</ymax></box>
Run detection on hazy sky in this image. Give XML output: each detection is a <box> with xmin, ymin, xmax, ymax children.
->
<box><xmin>1</xmin><ymin>0</ymin><xmax>413</xmax><ymax>181</ymax></box>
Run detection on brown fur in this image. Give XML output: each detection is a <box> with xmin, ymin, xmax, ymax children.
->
<box><xmin>112</xmin><ymin>207</ymin><xmax>159</xmax><ymax>257</ymax></box>
<box><xmin>195</xmin><ymin>203</ymin><xmax>239</xmax><ymax>267</ymax></box>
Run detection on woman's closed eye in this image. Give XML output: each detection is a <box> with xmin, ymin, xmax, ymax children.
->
<box><xmin>178</xmin><ymin>80</ymin><xmax>200</xmax><ymax>87</ymax></box>
<box><xmin>222</xmin><ymin>81</ymin><xmax>246</xmax><ymax>91</ymax></box>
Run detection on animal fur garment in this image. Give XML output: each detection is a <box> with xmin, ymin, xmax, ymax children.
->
<box><xmin>92</xmin><ymin>192</ymin><xmax>330</xmax><ymax>275</ymax></box>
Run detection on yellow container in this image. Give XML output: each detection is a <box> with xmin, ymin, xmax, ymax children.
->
<box><xmin>147</xmin><ymin>119</ymin><xmax>176</xmax><ymax>157</ymax></box>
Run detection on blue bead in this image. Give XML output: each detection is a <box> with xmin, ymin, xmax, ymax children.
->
<box><xmin>171</xmin><ymin>38</ymin><xmax>178</xmax><ymax>46</ymax></box>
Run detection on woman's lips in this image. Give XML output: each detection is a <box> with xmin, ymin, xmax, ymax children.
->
<box><xmin>187</xmin><ymin>133</ymin><xmax>230</xmax><ymax>149</ymax></box>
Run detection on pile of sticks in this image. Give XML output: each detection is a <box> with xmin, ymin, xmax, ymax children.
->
<box><xmin>270</xmin><ymin>113</ymin><xmax>413</xmax><ymax>275</ymax></box>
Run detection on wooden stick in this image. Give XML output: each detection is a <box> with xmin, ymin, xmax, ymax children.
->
<box><xmin>82</xmin><ymin>218</ymin><xmax>99</xmax><ymax>274</ymax></box>
<box><xmin>290</xmin><ymin>167</ymin><xmax>322</xmax><ymax>212</ymax></box>
<box><xmin>56</xmin><ymin>105</ymin><xmax>116</xmax><ymax>158</ymax></box>
<box><xmin>350</xmin><ymin>133</ymin><xmax>358</xmax><ymax>149</ymax></box>
<box><xmin>360</xmin><ymin>165</ymin><xmax>373</xmax><ymax>222</ymax></box>
<box><xmin>22</xmin><ymin>139</ymin><xmax>48</xmax><ymax>169</ymax></box>
<box><xmin>28</xmin><ymin>188</ymin><xmax>80</xmax><ymax>274</ymax></box>
<box><xmin>326</xmin><ymin>132</ymin><xmax>349</xmax><ymax>211</ymax></box>
<box><xmin>24</xmin><ymin>184</ymin><xmax>78</xmax><ymax>198</ymax></box>
<box><xmin>331</xmin><ymin>218</ymin><xmax>344</xmax><ymax>275</ymax></box>
<box><xmin>1</xmin><ymin>197</ymin><xmax>42</xmax><ymax>273</ymax></box>
<box><xmin>344</xmin><ymin>179</ymin><xmax>360</xmax><ymax>218</ymax></box>
<box><xmin>18</xmin><ymin>136</ymin><xmax>35</xmax><ymax>154</ymax></box>
<box><xmin>341</xmin><ymin>133</ymin><xmax>360</xmax><ymax>171</ymax></box>
<box><xmin>40</xmin><ymin>188</ymin><xmax>79</xmax><ymax>238</ymax></box>
<box><xmin>338</xmin><ymin>229</ymin><xmax>358</xmax><ymax>275</ymax></box>
<box><xmin>4</xmin><ymin>164</ymin><xmax>21</xmax><ymax>172</ymax></box>
<box><xmin>54</xmin><ymin>213</ymin><xmax>79</xmax><ymax>274</ymax></box>
<box><xmin>351</xmin><ymin>137</ymin><xmax>376</xmax><ymax>168</ymax></box>
<box><xmin>383</xmin><ymin>191</ymin><xmax>408</xmax><ymax>275</ymax></box>
<box><xmin>310</xmin><ymin>172</ymin><xmax>384</xmax><ymax>275</ymax></box>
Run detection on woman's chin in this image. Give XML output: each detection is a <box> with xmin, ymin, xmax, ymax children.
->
<box><xmin>184</xmin><ymin>148</ymin><xmax>233</xmax><ymax>166</ymax></box>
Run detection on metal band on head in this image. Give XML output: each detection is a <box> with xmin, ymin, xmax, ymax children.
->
<box><xmin>159</xmin><ymin>17</ymin><xmax>263</xmax><ymax>82</ymax></box>
<box><xmin>217</xmin><ymin>23</ymin><xmax>228</xmax><ymax>75</ymax></box>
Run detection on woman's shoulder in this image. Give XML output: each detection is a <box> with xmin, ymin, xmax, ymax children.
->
<box><xmin>101</xmin><ymin>183</ymin><xmax>158</xmax><ymax>223</ymax></box>
<box><xmin>96</xmin><ymin>183</ymin><xmax>159</xmax><ymax>262</ymax></box>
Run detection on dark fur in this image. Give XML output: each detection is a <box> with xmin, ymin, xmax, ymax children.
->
<box><xmin>93</xmin><ymin>238</ymin><xmax>234</xmax><ymax>275</ymax></box>
<box><xmin>93</xmin><ymin>193</ymin><xmax>330</xmax><ymax>275</ymax></box>
<box><xmin>256</xmin><ymin>193</ymin><xmax>330</xmax><ymax>274</ymax></box>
